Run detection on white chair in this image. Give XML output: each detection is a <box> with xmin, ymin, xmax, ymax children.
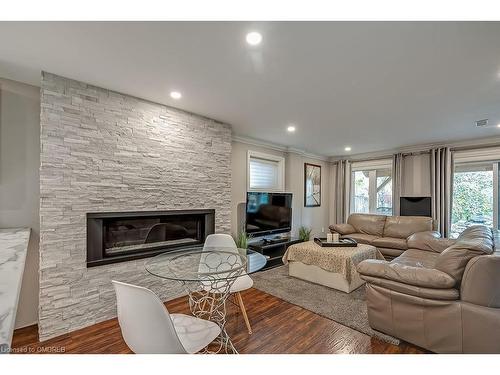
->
<box><xmin>203</xmin><ymin>234</ymin><xmax>254</xmax><ymax>334</ymax></box>
<box><xmin>112</xmin><ymin>280</ymin><xmax>220</xmax><ymax>354</ymax></box>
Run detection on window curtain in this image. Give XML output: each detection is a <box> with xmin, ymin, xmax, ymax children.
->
<box><xmin>335</xmin><ymin>159</ymin><xmax>351</xmax><ymax>223</ymax></box>
<box><xmin>392</xmin><ymin>153</ymin><xmax>404</xmax><ymax>216</ymax></box>
<box><xmin>430</xmin><ymin>147</ymin><xmax>454</xmax><ymax>237</ymax></box>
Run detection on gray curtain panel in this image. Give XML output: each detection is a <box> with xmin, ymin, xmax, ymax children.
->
<box><xmin>392</xmin><ymin>153</ymin><xmax>404</xmax><ymax>216</ymax></box>
<box><xmin>335</xmin><ymin>160</ymin><xmax>351</xmax><ymax>223</ymax></box>
<box><xmin>430</xmin><ymin>147</ymin><xmax>454</xmax><ymax>237</ymax></box>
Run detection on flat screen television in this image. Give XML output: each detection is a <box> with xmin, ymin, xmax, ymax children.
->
<box><xmin>246</xmin><ymin>192</ymin><xmax>292</xmax><ymax>237</ymax></box>
<box><xmin>400</xmin><ymin>196</ymin><xmax>432</xmax><ymax>217</ymax></box>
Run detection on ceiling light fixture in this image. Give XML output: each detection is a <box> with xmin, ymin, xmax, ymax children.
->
<box><xmin>246</xmin><ymin>31</ymin><xmax>262</xmax><ymax>46</ymax></box>
<box><xmin>287</xmin><ymin>125</ymin><xmax>296</xmax><ymax>133</ymax></box>
<box><xmin>170</xmin><ymin>91</ymin><xmax>182</xmax><ymax>100</ymax></box>
<box><xmin>497</xmin><ymin>124</ymin><xmax>500</xmax><ymax>128</ymax></box>
<box><xmin>344</xmin><ymin>146</ymin><xmax>352</xmax><ymax>152</ymax></box>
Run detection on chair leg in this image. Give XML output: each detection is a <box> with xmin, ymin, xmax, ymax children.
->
<box><xmin>236</xmin><ymin>292</ymin><xmax>252</xmax><ymax>335</ymax></box>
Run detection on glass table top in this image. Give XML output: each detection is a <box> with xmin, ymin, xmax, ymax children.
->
<box><xmin>145</xmin><ymin>246</ymin><xmax>267</xmax><ymax>282</ymax></box>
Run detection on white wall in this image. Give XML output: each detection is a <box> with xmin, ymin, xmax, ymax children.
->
<box><xmin>402</xmin><ymin>153</ymin><xmax>431</xmax><ymax>197</ymax></box>
<box><xmin>231</xmin><ymin>140</ymin><xmax>332</xmax><ymax>238</ymax></box>
<box><xmin>0</xmin><ymin>78</ymin><xmax>40</xmax><ymax>328</ymax></box>
<box><xmin>284</xmin><ymin>152</ymin><xmax>303</xmax><ymax>236</ymax></box>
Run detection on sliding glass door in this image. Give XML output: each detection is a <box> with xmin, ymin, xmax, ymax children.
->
<box><xmin>451</xmin><ymin>161</ymin><xmax>498</xmax><ymax>238</ymax></box>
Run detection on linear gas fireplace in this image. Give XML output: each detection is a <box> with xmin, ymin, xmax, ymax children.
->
<box><xmin>86</xmin><ymin>209</ymin><xmax>215</xmax><ymax>267</ymax></box>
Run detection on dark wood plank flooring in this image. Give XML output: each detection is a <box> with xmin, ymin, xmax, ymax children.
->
<box><xmin>11</xmin><ymin>288</ymin><xmax>425</xmax><ymax>354</ymax></box>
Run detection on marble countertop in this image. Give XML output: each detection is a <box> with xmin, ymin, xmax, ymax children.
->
<box><xmin>0</xmin><ymin>228</ymin><xmax>30</xmax><ymax>354</ymax></box>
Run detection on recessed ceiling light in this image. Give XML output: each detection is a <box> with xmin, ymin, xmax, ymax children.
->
<box><xmin>246</xmin><ymin>31</ymin><xmax>262</xmax><ymax>46</ymax></box>
<box><xmin>497</xmin><ymin>124</ymin><xmax>500</xmax><ymax>128</ymax></box>
<box><xmin>344</xmin><ymin>146</ymin><xmax>352</xmax><ymax>152</ymax></box>
<box><xmin>170</xmin><ymin>91</ymin><xmax>182</xmax><ymax>100</ymax></box>
<box><xmin>287</xmin><ymin>125</ymin><xmax>296</xmax><ymax>133</ymax></box>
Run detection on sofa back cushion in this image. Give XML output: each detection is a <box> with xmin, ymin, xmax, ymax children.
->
<box><xmin>383</xmin><ymin>216</ymin><xmax>434</xmax><ymax>239</ymax></box>
<box><xmin>407</xmin><ymin>231</ymin><xmax>455</xmax><ymax>253</ymax></box>
<box><xmin>456</xmin><ymin>225</ymin><xmax>495</xmax><ymax>251</ymax></box>
<box><xmin>347</xmin><ymin>214</ymin><xmax>386</xmax><ymax>236</ymax></box>
<box><xmin>435</xmin><ymin>225</ymin><xmax>494</xmax><ymax>283</ymax></box>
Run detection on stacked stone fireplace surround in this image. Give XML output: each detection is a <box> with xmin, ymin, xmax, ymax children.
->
<box><xmin>39</xmin><ymin>72</ymin><xmax>232</xmax><ymax>340</ymax></box>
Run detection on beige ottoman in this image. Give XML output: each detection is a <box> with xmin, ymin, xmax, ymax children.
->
<box><xmin>283</xmin><ymin>240</ymin><xmax>384</xmax><ymax>293</ymax></box>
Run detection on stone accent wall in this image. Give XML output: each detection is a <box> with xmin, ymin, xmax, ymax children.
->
<box><xmin>39</xmin><ymin>72</ymin><xmax>232</xmax><ymax>340</ymax></box>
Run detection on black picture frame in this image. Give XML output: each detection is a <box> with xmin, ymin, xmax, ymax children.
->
<box><xmin>304</xmin><ymin>163</ymin><xmax>321</xmax><ymax>207</ymax></box>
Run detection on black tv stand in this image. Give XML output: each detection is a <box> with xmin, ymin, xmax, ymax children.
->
<box><xmin>262</xmin><ymin>237</ymin><xmax>289</xmax><ymax>245</ymax></box>
<box><xmin>249</xmin><ymin>237</ymin><xmax>303</xmax><ymax>270</ymax></box>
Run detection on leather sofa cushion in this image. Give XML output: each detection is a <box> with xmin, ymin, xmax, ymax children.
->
<box><xmin>377</xmin><ymin>247</ymin><xmax>405</xmax><ymax>258</ymax></box>
<box><xmin>347</xmin><ymin>214</ymin><xmax>386</xmax><ymax>236</ymax></box>
<box><xmin>361</xmin><ymin>275</ymin><xmax>459</xmax><ymax>300</ymax></box>
<box><xmin>407</xmin><ymin>231</ymin><xmax>456</xmax><ymax>253</ymax></box>
<box><xmin>357</xmin><ymin>259</ymin><xmax>456</xmax><ymax>288</ymax></box>
<box><xmin>396</xmin><ymin>249</ymin><xmax>439</xmax><ymax>268</ymax></box>
<box><xmin>329</xmin><ymin>223</ymin><xmax>356</xmax><ymax>235</ymax></box>
<box><xmin>372</xmin><ymin>237</ymin><xmax>408</xmax><ymax>250</ymax></box>
<box><xmin>435</xmin><ymin>225</ymin><xmax>494</xmax><ymax>282</ymax></box>
<box><xmin>342</xmin><ymin>233</ymin><xmax>379</xmax><ymax>244</ymax></box>
<box><xmin>383</xmin><ymin>215</ymin><xmax>433</xmax><ymax>239</ymax></box>
<box><xmin>456</xmin><ymin>225</ymin><xmax>494</xmax><ymax>252</ymax></box>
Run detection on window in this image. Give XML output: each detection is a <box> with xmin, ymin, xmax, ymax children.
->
<box><xmin>247</xmin><ymin>151</ymin><xmax>285</xmax><ymax>192</ymax></box>
<box><xmin>451</xmin><ymin>161</ymin><xmax>498</xmax><ymax>238</ymax></box>
<box><xmin>351</xmin><ymin>160</ymin><xmax>393</xmax><ymax>215</ymax></box>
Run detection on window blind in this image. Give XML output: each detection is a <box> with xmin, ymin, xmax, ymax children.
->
<box><xmin>249</xmin><ymin>157</ymin><xmax>280</xmax><ymax>190</ymax></box>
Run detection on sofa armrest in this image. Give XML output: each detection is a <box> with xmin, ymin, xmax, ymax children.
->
<box><xmin>407</xmin><ymin>231</ymin><xmax>456</xmax><ymax>253</ymax></box>
<box><xmin>461</xmin><ymin>254</ymin><xmax>500</xmax><ymax>308</ymax></box>
<box><xmin>361</xmin><ymin>275</ymin><xmax>459</xmax><ymax>300</ymax></box>
<box><xmin>329</xmin><ymin>223</ymin><xmax>356</xmax><ymax>235</ymax></box>
<box><xmin>357</xmin><ymin>259</ymin><xmax>456</xmax><ymax>289</ymax></box>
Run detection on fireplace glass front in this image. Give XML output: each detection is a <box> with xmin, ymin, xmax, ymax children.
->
<box><xmin>103</xmin><ymin>216</ymin><xmax>202</xmax><ymax>256</ymax></box>
<box><xmin>87</xmin><ymin>210</ymin><xmax>215</xmax><ymax>267</ymax></box>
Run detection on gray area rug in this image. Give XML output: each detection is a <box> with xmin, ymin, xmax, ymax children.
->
<box><xmin>252</xmin><ymin>265</ymin><xmax>400</xmax><ymax>345</ymax></box>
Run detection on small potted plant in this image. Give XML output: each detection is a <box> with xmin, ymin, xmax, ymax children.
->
<box><xmin>298</xmin><ymin>226</ymin><xmax>312</xmax><ymax>242</ymax></box>
<box><xmin>234</xmin><ymin>230</ymin><xmax>250</xmax><ymax>249</ymax></box>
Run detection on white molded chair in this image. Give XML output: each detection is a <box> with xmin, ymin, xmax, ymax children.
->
<box><xmin>112</xmin><ymin>280</ymin><xmax>220</xmax><ymax>354</ymax></box>
<box><xmin>203</xmin><ymin>234</ymin><xmax>254</xmax><ymax>334</ymax></box>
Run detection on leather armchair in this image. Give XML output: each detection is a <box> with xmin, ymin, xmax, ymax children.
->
<box><xmin>357</xmin><ymin>225</ymin><xmax>500</xmax><ymax>353</ymax></box>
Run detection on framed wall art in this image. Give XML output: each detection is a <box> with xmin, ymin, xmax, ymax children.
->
<box><xmin>304</xmin><ymin>163</ymin><xmax>321</xmax><ymax>207</ymax></box>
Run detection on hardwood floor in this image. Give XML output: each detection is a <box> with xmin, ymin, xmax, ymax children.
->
<box><xmin>11</xmin><ymin>288</ymin><xmax>425</xmax><ymax>354</ymax></box>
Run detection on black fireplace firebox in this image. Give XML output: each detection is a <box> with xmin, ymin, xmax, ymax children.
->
<box><xmin>86</xmin><ymin>209</ymin><xmax>215</xmax><ymax>267</ymax></box>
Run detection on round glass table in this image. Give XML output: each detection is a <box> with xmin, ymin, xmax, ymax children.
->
<box><xmin>145</xmin><ymin>247</ymin><xmax>267</xmax><ymax>353</ymax></box>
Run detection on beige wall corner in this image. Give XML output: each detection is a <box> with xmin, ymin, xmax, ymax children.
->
<box><xmin>0</xmin><ymin>78</ymin><xmax>40</xmax><ymax>329</ymax></box>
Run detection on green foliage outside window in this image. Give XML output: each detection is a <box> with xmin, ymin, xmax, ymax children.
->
<box><xmin>451</xmin><ymin>170</ymin><xmax>493</xmax><ymax>237</ymax></box>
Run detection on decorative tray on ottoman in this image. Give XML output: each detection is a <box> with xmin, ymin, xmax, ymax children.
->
<box><xmin>314</xmin><ymin>237</ymin><xmax>358</xmax><ymax>247</ymax></box>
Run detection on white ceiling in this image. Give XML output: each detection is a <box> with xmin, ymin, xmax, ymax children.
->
<box><xmin>1</xmin><ymin>21</ymin><xmax>500</xmax><ymax>156</ymax></box>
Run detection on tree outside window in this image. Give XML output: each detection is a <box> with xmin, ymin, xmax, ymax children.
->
<box><xmin>451</xmin><ymin>163</ymin><xmax>495</xmax><ymax>238</ymax></box>
<box><xmin>352</xmin><ymin>168</ymin><xmax>392</xmax><ymax>215</ymax></box>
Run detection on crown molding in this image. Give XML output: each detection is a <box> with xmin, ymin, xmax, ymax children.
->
<box><xmin>231</xmin><ymin>135</ymin><xmax>330</xmax><ymax>162</ymax></box>
<box><xmin>0</xmin><ymin>77</ymin><xmax>39</xmax><ymax>99</ymax></box>
<box><xmin>232</xmin><ymin>135</ymin><xmax>288</xmax><ymax>152</ymax></box>
<box><xmin>329</xmin><ymin>135</ymin><xmax>500</xmax><ymax>163</ymax></box>
<box><xmin>286</xmin><ymin>147</ymin><xmax>330</xmax><ymax>162</ymax></box>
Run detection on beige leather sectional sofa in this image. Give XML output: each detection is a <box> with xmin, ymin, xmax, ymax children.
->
<box><xmin>331</xmin><ymin>214</ymin><xmax>500</xmax><ymax>353</ymax></box>
<box><xmin>329</xmin><ymin>213</ymin><xmax>435</xmax><ymax>259</ymax></box>
<box><xmin>357</xmin><ymin>225</ymin><xmax>500</xmax><ymax>353</ymax></box>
